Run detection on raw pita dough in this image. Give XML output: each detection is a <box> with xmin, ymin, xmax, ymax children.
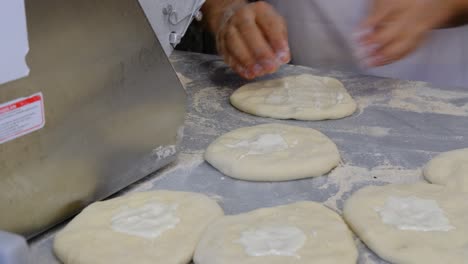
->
<box><xmin>230</xmin><ymin>74</ymin><xmax>357</xmax><ymax>120</ymax></box>
<box><xmin>343</xmin><ymin>183</ymin><xmax>468</xmax><ymax>264</ymax></box>
<box><xmin>194</xmin><ymin>202</ymin><xmax>358</xmax><ymax>264</ymax></box>
<box><xmin>53</xmin><ymin>191</ymin><xmax>223</xmax><ymax>264</ymax></box>
<box><xmin>424</xmin><ymin>148</ymin><xmax>468</xmax><ymax>192</ymax></box>
<box><xmin>204</xmin><ymin>123</ymin><xmax>340</xmax><ymax>181</ymax></box>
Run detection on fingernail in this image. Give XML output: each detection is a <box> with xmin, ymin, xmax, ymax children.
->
<box><xmin>260</xmin><ymin>60</ymin><xmax>277</xmax><ymax>71</ymax></box>
<box><xmin>235</xmin><ymin>65</ymin><xmax>247</xmax><ymax>75</ymax></box>
<box><xmin>280</xmin><ymin>40</ymin><xmax>289</xmax><ymax>49</ymax></box>
<box><xmin>374</xmin><ymin>55</ymin><xmax>385</xmax><ymax>64</ymax></box>
<box><xmin>363</xmin><ymin>55</ymin><xmax>385</xmax><ymax>67</ymax></box>
<box><xmin>245</xmin><ymin>71</ymin><xmax>255</xmax><ymax>79</ymax></box>
<box><xmin>355</xmin><ymin>43</ymin><xmax>379</xmax><ymax>60</ymax></box>
<box><xmin>252</xmin><ymin>64</ymin><xmax>263</xmax><ymax>75</ymax></box>
<box><xmin>354</xmin><ymin>48</ymin><xmax>367</xmax><ymax>60</ymax></box>
<box><xmin>366</xmin><ymin>43</ymin><xmax>379</xmax><ymax>53</ymax></box>
<box><xmin>361</xmin><ymin>58</ymin><xmax>374</xmax><ymax>68</ymax></box>
<box><xmin>244</xmin><ymin>66</ymin><xmax>256</xmax><ymax>79</ymax></box>
<box><xmin>276</xmin><ymin>50</ymin><xmax>290</xmax><ymax>64</ymax></box>
<box><xmin>353</xmin><ymin>28</ymin><xmax>373</xmax><ymax>39</ymax></box>
<box><xmin>236</xmin><ymin>65</ymin><xmax>251</xmax><ymax>78</ymax></box>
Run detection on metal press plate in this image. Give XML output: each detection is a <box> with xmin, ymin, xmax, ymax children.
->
<box><xmin>30</xmin><ymin>52</ymin><xmax>468</xmax><ymax>263</ymax></box>
<box><xmin>0</xmin><ymin>0</ymin><xmax>185</xmax><ymax>237</ymax></box>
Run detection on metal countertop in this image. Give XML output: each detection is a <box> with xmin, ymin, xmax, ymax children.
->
<box><xmin>30</xmin><ymin>51</ymin><xmax>468</xmax><ymax>264</ymax></box>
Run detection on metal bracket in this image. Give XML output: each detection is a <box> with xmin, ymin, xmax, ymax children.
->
<box><xmin>138</xmin><ymin>0</ymin><xmax>205</xmax><ymax>56</ymax></box>
<box><xmin>162</xmin><ymin>1</ymin><xmax>204</xmax><ymax>46</ymax></box>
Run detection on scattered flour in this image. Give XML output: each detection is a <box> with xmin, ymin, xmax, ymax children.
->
<box><xmin>320</xmin><ymin>164</ymin><xmax>423</xmax><ymax>212</ymax></box>
<box><xmin>129</xmin><ymin>153</ymin><xmax>205</xmax><ymax>193</ymax></box>
<box><xmin>151</xmin><ymin>145</ymin><xmax>177</xmax><ymax>159</ymax></box>
<box><xmin>192</xmin><ymin>87</ymin><xmax>231</xmax><ymax>113</ymax></box>
<box><xmin>331</xmin><ymin>126</ymin><xmax>391</xmax><ymax>137</ymax></box>
<box><xmin>357</xmin><ymin>81</ymin><xmax>468</xmax><ymax>116</ymax></box>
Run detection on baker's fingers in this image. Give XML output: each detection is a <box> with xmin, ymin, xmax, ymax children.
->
<box><xmin>254</xmin><ymin>2</ymin><xmax>290</xmax><ymax>63</ymax></box>
<box><xmin>362</xmin><ymin>14</ymin><xmax>406</xmax><ymax>49</ymax></box>
<box><xmin>216</xmin><ymin>19</ymin><xmax>235</xmax><ymax>60</ymax></box>
<box><xmin>223</xmin><ymin>25</ymin><xmax>257</xmax><ymax>70</ymax></box>
<box><xmin>235</xmin><ymin>18</ymin><xmax>277</xmax><ymax>75</ymax></box>
<box><xmin>367</xmin><ymin>25</ymin><xmax>425</xmax><ymax>66</ymax></box>
<box><xmin>226</xmin><ymin>55</ymin><xmax>253</xmax><ymax>79</ymax></box>
<box><xmin>216</xmin><ymin>2</ymin><xmax>287</xmax><ymax>79</ymax></box>
<box><xmin>369</xmin><ymin>40</ymin><xmax>416</xmax><ymax>67</ymax></box>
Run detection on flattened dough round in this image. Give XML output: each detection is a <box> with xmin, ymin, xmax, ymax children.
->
<box><xmin>54</xmin><ymin>191</ymin><xmax>224</xmax><ymax>264</ymax></box>
<box><xmin>230</xmin><ymin>74</ymin><xmax>357</xmax><ymax>120</ymax></box>
<box><xmin>204</xmin><ymin>123</ymin><xmax>340</xmax><ymax>181</ymax></box>
<box><xmin>424</xmin><ymin>148</ymin><xmax>468</xmax><ymax>192</ymax></box>
<box><xmin>194</xmin><ymin>202</ymin><xmax>358</xmax><ymax>264</ymax></box>
<box><xmin>343</xmin><ymin>183</ymin><xmax>468</xmax><ymax>264</ymax></box>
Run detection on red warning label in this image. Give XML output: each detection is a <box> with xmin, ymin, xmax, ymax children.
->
<box><xmin>0</xmin><ymin>92</ymin><xmax>45</xmax><ymax>144</ymax></box>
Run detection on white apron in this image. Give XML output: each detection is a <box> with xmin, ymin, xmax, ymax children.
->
<box><xmin>268</xmin><ymin>0</ymin><xmax>468</xmax><ymax>88</ymax></box>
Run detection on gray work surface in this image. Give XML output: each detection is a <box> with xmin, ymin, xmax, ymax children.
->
<box><xmin>29</xmin><ymin>51</ymin><xmax>468</xmax><ymax>263</ymax></box>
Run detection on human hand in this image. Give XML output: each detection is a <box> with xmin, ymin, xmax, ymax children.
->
<box><xmin>211</xmin><ymin>1</ymin><xmax>290</xmax><ymax>79</ymax></box>
<box><xmin>358</xmin><ymin>0</ymin><xmax>466</xmax><ymax>67</ymax></box>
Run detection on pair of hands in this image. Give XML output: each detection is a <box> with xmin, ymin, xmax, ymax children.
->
<box><xmin>208</xmin><ymin>0</ymin><xmax>467</xmax><ymax>79</ymax></box>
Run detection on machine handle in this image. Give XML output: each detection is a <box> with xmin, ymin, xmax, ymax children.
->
<box><xmin>0</xmin><ymin>231</ymin><xmax>29</xmax><ymax>264</ymax></box>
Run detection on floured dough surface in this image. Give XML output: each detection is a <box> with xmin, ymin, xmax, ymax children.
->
<box><xmin>204</xmin><ymin>123</ymin><xmax>340</xmax><ymax>181</ymax></box>
<box><xmin>424</xmin><ymin>148</ymin><xmax>468</xmax><ymax>192</ymax></box>
<box><xmin>230</xmin><ymin>74</ymin><xmax>357</xmax><ymax>120</ymax></box>
<box><xmin>54</xmin><ymin>191</ymin><xmax>223</xmax><ymax>264</ymax></box>
<box><xmin>194</xmin><ymin>202</ymin><xmax>357</xmax><ymax>264</ymax></box>
<box><xmin>343</xmin><ymin>183</ymin><xmax>468</xmax><ymax>264</ymax></box>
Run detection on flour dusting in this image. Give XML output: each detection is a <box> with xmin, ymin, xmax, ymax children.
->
<box><xmin>331</xmin><ymin>126</ymin><xmax>390</xmax><ymax>137</ymax></box>
<box><xmin>193</xmin><ymin>87</ymin><xmax>231</xmax><ymax>113</ymax></box>
<box><xmin>321</xmin><ymin>164</ymin><xmax>423</xmax><ymax>212</ymax></box>
<box><xmin>129</xmin><ymin>152</ymin><xmax>205</xmax><ymax>193</ymax></box>
<box><xmin>357</xmin><ymin>81</ymin><xmax>468</xmax><ymax>116</ymax></box>
<box><xmin>151</xmin><ymin>145</ymin><xmax>177</xmax><ymax>159</ymax></box>
<box><xmin>226</xmin><ymin>134</ymin><xmax>289</xmax><ymax>155</ymax></box>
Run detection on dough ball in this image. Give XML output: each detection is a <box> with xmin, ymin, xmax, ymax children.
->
<box><xmin>53</xmin><ymin>191</ymin><xmax>224</xmax><ymax>264</ymax></box>
<box><xmin>343</xmin><ymin>183</ymin><xmax>468</xmax><ymax>264</ymax></box>
<box><xmin>230</xmin><ymin>74</ymin><xmax>357</xmax><ymax>121</ymax></box>
<box><xmin>424</xmin><ymin>148</ymin><xmax>468</xmax><ymax>192</ymax></box>
<box><xmin>204</xmin><ymin>123</ymin><xmax>340</xmax><ymax>181</ymax></box>
<box><xmin>194</xmin><ymin>201</ymin><xmax>358</xmax><ymax>264</ymax></box>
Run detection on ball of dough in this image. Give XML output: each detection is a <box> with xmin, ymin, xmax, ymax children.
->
<box><xmin>343</xmin><ymin>183</ymin><xmax>468</xmax><ymax>264</ymax></box>
<box><xmin>53</xmin><ymin>191</ymin><xmax>224</xmax><ymax>264</ymax></box>
<box><xmin>424</xmin><ymin>148</ymin><xmax>468</xmax><ymax>192</ymax></box>
<box><xmin>230</xmin><ymin>74</ymin><xmax>357</xmax><ymax>121</ymax></box>
<box><xmin>194</xmin><ymin>201</ymin><xmax>358</xmax><ymax>264</ymax></box>
<box><xmin>204</xmin><ymin>123</ymin><xmax>340</xmax><ymax>181</ymax></box>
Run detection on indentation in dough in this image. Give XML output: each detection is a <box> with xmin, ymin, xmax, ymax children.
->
<box><xmin>111</xmin><ymin>201</ymin><xmax>180</xmax><ymax>238</ymax></box>
<box><xmin>236</xmin><ymin>225</ymin><xmax>307</xmax><ymax>257</ymax></box>
<box><xmin>376</xmin><ymin>196</ymin><xmax>454</xmax><ymax>232</ymax></box>
<box><xmin>225</xmin><ymin>133</ymin><xmax>289</xmax><ymax>156</ymax></box>
<box><xmin>264</xmin><ymin>78</ymin><xmax>345</xmax><ymax>110</ymax></box>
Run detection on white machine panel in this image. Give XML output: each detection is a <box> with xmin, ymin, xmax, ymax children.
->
<box><xmin>0</xmin><ymin>0</ymin><xmax>30</xmax><ymax>86</ymax></box>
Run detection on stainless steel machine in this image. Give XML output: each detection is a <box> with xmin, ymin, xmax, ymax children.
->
<box><xmin>0</xmin><ymin>0</ymin><xmax>203</xmax><ymax>261</ymax></box>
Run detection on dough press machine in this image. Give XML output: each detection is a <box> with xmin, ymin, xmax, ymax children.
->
<box><xmin>0</xmin><ymin>0</ymin><xmax>204</xmax><ymax>262</ymax></box>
